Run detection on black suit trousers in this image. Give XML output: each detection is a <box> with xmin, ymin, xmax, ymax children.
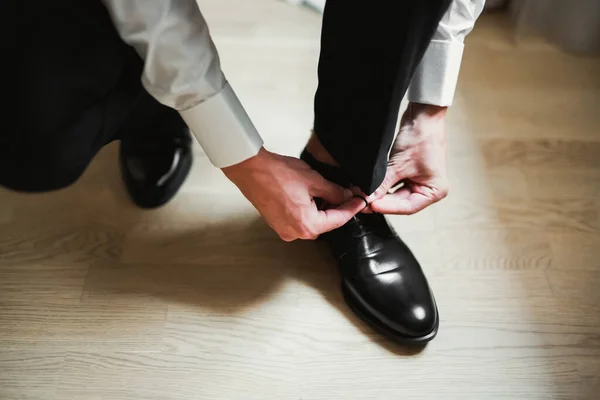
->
<box><xmin>3</xmin><ymin>1</ymin><xmax>165</xmax><ymax>192</ymax></box>
<box><xmin>314</xmin><ymin>0</ymin><xmax>451</xmax><ymax>193</ymax></box>
<box><xmin>3</xmin><ymin>0</ymin><xmax>450</xmax><ymax>193</ymax></box>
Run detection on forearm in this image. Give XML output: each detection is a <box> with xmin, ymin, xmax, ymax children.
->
<box><xmin>101</xmin><ymin>0</ymin><xmax>263</xmax><ymax>168</ymax></box>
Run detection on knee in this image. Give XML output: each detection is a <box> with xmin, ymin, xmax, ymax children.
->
<box><xmin>426</xmin><ymin>0</ymin><xmax>452</xmax><ymax>12</ymax></box>
<box><xmin>0</xmin><ymin>149</ymin><xmax>87</xmax><ymax>193</ymax></box>
<box><xmin>440</xmin><ymin>0</ymin><xmax>453</xmax><ymax>10</ymax></box>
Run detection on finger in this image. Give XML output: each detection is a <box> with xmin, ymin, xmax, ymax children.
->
<box><xmin>314</xmin><ymin>197</ymin><xmax>366</xmax><ymax>234</ymax></box>
<box><xmin>350</xmin><ymin>186</ymin><xmax>371</xmax><ymax>212</ymax></box>
<box><xmin>350</xmin><ymin>185</ymin><xmax>368</xmax><ymax>199</ymax></box>
<box><xmin>360</xmin><ymin>205</ymin><xmax>374</xmax><ymax>214</ymax></box>
<box><xmin>369</xmin><ymin>190</ymin><xmax>436</xmax><ymax>215</ymax></box>
<box><xmin>366</xmin><ymin>169</ymin><xmax>406</xmax><ymax>203</ymax></box>
<box><xmin>309</xmin><ymin>173</ymin><xmax>353</xmax><ymax>205</ymax></box>
<box><xmin>386</xmin><ymin>187</ymin><xmax>412</xmax><ymax>200</ymax></box>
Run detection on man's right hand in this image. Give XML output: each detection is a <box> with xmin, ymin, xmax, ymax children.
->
<box><xmin>222</xmin><ymin>148</ymin><xmax>365</xmax><ymax>242</ymax></box>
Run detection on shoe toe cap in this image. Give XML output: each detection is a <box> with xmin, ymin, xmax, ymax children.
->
<box><xmin>344</xmin><ymin>270</ymin><xmax>438</xmax><ymax>339</ymax></box>
<box><xmin>400</xmin><ymin>303</ymin><xmax>438</xmax><ymax>337</ymax></box>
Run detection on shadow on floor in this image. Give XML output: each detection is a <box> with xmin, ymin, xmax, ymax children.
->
<box><xmin>0</xmin><ymin>143</ymin><xmax>423</xmax><ymax>356</ymax></box>
<box><xmin>108</xmin><ymin>216</ymin><xmax>424</xmax><ymax>356</ymax></box>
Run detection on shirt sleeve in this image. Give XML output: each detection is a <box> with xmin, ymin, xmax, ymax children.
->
<box><xmin>407</xmin><ymin>0</ymin><xmax>486</xmax><ymax>107</ymax></box>
<box><xmin>102</xmin><ymin>0</ymin><xmax>263</xmax><ymax>168</ymax></box>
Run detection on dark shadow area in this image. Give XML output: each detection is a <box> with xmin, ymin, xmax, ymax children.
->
<box><xmin>98</xmin><ymin>215</ymin><xmax>425</xmax><ymax>357</ymax></box>
<box><xmin>0</xmin><ymin>169</ymin><xmax>424</xmax><ymax>357</ymax></box>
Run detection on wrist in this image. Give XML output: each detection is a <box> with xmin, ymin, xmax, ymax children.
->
<box><xmin>396</xmin><ymin>103</ymin><xmax>448</xmax><ymax>146</ymax></box>
<box><xmin>222</xmin><ymin>147</ymin><xmax>269</xmax><ymax>180</ymax></box>
<box><xmin>408</xmin><ymin>102</ymin><xmax>448</xmax><ymax>119</ymax></box>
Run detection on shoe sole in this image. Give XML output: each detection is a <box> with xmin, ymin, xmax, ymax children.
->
<box><xmin>342</xmin><ymin>284</ymin><xmax>439</xmax><ymax>346</ymax></box>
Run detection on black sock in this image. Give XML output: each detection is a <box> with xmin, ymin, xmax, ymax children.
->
<box><xmin>300</xmin><ymin>149</ymin><xmax>352</xmax><ymax>188</ymax></box>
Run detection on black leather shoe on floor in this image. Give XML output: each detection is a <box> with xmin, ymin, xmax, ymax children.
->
<box><xmin>119</xmin><ymin>95</ymin><xmax>192</xmax><ymax>209</ymax></box>
<box><xmin>301</xmin><ymin>150</ymin><xmax>439</xmax><ymax>345</ymax></box>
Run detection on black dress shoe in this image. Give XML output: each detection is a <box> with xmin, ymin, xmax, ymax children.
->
<box><xmin>301</xmin><ymin>150</ymin><xmax>438</xmax><ymax>345</ymax></box>
<box><xmin>323</xmin><ymin>212</ymin><xmax>438</xmax><ymax>344</ymax></box>
<box><xmin>119</xmin><ymin>94</ymin><xmax>192</xmax><ymax>209</ymax></box>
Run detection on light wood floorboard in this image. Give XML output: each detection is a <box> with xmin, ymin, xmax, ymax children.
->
<box><xmin>1</xmin><ymin>1</ymin><xmax>599</xmax><ymax>399</ymax></box>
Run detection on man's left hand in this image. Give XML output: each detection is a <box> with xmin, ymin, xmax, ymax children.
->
<box><xmin>367</xmin><ymin>102</ymin><xmax>450</xmax><ymax>215</ymax></box>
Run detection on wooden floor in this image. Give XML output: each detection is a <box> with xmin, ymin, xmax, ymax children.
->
<box><xmin>2</xmin><ymin>1</ymin><xmax>599</xmax><ymax>399</ymax></box>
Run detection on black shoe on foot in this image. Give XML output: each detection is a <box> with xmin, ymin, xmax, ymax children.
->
<box><xmin>301</xmin><ymin>150</ymin><xmax>439</xmax><ymax>345</ymax></box>
<box><xmin>119</xmin><ymin>95</ymin><xmax>192</xmax><ymax>209</ymax></box>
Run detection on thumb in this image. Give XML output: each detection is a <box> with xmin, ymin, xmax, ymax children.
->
<box><xmin>366</xmin><ymin>167</ymin><xmax>404</xmax><ymax>203</ymax></box>
<box><xmin>314</xmin><ymin>197</ymin><xmax>366</xmax><ymax>234</ymax></box>
<box><xmin>370</xmin><ymin>191</ymin><xmax>433</xmax><ymax>215</ymax></box>
<box><xmin>309</xmin><ymin>173</ymin><xmax>353</xmax><ymax>205</ymax></box>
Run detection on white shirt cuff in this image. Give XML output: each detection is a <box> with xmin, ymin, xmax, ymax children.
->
<box><xmin>179</xmin><ymin>83</ymin><xmax>264</xmax><ymax>168</ymax></box>
<box><xmin>407</xmin><ymin>40</ymin><xmax>465</xmax><ymax>107</ymax></box>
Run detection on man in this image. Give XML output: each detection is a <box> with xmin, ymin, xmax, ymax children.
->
<box><xmin>7</xmin><ymin>0</ymin><xmax>484</xmax><ymax>344</ymax></box>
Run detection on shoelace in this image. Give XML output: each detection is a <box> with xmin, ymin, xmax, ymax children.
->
<box><xmin>300</xmin><ymin>149</ymin><xmax>394</xmax><ymax>239</ymax></box>
<box><xmin>345</xmin><ymin>212</ymin><xmax>393</xmax><ymax>238</ymax></box>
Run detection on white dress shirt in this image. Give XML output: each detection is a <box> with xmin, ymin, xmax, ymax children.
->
<box><xmin>102</xmin><ymin>0</ymin><xmax>485</xmax><ymax>169</ymax></box>
<box><xmin>408</xmin><ymin>0</ymin><xmax>486</xmax><ymax>106</ymax></box>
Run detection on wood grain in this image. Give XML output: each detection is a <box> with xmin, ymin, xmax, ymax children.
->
<box><xmin>0</xmin><ymin>263</ymin><xmax>88</xmax><ymax>303</ymax></box>
<box><xmin>549</xmin><ymin>231</ymin><xmax>600</xmax><ymax>271</ymax></box>
<box><xmin>0</xmin><ymin>303</ymin><xmax>167</xmax><ymax>352</ymax></box>
<box><xmin>1</xmin><ymin>2</ymin><xmax>599</xmax><ymax>399</ymax></box>
<box><xmin>0</xmin><ymin>223</ymin><xmax>124</xmax><ymax>265</ymax></box>
<box><xmin>0</xmin><ymin>351</ymin><xmax>63</xmax><ymax>400</ymax></box>
<box><xmin>482</xmin><ymin>139</ymin><xmax>600</xmax><ymax>170</ymax></box>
